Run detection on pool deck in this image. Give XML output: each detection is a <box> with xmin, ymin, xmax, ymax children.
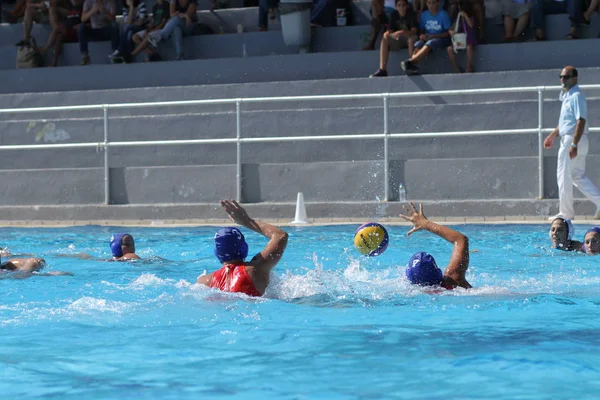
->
<box><xmin>0</xmin><ymin>199</ymin><xmax>598</xmax><ymax>227</ymax></box>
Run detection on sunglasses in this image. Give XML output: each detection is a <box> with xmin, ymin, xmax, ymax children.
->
<box><xmin>559</xmin><ymin>75</ymin><xmax>572</xmax><ymax>79</ymax></box>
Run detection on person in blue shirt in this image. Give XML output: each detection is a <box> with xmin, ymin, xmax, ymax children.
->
<box><xmin>401</xmin><ymin>0</ymin><xmax>451</xmax><ymax>75</ymax></box>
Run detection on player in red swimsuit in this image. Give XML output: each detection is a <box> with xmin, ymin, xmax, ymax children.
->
<box><xmin>196</xmin><ymin>200</ymin><xmax>289</xmax><ymax>296</ymax></box>
<box><xmin>401</xmin><ymin>202</ymin><xmax>472</xmax><ymax>290</ymax></box>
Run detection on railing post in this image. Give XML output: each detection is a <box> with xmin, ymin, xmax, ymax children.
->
<box><xmin>537</xmin><ymin>88</ymin><xmax>544</xmax><ymax>199</ymax></box>
<box><xmin>103</xmin><ymin>105</ymin><xmax>110</xmax><ymax>205</ymax></box>
<box><xmin>236</xmin><ymin>100</ymin><xmax>242</xmax><ymax>202</ymax></box>
<box><xmin>383</xmin><ymin>94</ymin><xmax>390</xmax><ymax>201</ymax></box>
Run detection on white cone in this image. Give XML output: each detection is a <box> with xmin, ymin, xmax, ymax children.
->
<box><xmin>292</xmin><ymin>192</ymin><xmax>309</xmax><ymax>224</ymax></box>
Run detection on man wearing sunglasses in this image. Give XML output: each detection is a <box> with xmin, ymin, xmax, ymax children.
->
<box><xmin>544</xmin><ymin>66</ymin><xmax>600</xmax><ymax>220</ymax></box>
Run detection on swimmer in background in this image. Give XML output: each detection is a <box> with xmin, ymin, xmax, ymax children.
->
<box><xmin>582</xmin><ymin>227</ymin><xmax>600</xmax><ymax>255</ymax></box>
<box><xmin>549</xmin><ymin>217</ymin><xmax>583</xmax><ymax>252</ymax></box>
<box><xmin>110</xmin><ymin>233</ymin><xmax>140</xmax><ymax>261</ymax></box>
<box><xmin>196</xmin><ymin>199</ymin><xmax>289</xmax><ymax>297</ymax></box>
<box><xmin>400</xmin><ymin>202</ymin><xmax>472</xmax><ymax>289</ymax></box>
<box><xmin>1</xmin><ymin>254</ymin><xmax>72</xmax><ymax>277</ymax></box>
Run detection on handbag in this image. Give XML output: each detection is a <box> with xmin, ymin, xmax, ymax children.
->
<box><xmin>16</xmin><ymin>37</ymin><xmax>43</xmax><ymax>69</ymax></box>
<box><xmin>451</xmin><ymin>13</ymin><xmax>467</xmax><ymax>54</ymax></box>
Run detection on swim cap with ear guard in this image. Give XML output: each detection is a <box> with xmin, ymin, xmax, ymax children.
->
<box><xmin>110</xmin><ymin>233</ymin><xmax>128</xmax><ymax>258</ymax></box>
<box><xmin>406</xmin><ymin>252</ymin><xmax>443</xmax><ymax>286</ymax></box>
<box><xmin>214</xmin><ymin>227</ymin><xmax>249</xmax><ymax>263</ymax></box>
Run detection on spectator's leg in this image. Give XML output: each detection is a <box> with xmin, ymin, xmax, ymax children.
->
<box><xmin>170</xmin><ymin>20</ymin><xmax>188</xmax><ymax>59</ymax></box>
<box><xmin>446</xmin><ymin>46</ymin><xmax>461</xmax><ymax>73</ymax></box>
<box><xmin>258</xmin><ymin>0</ymin><xmax>269</xmax><ymax>30</ymax></box>
<box><xmin>471</xmin><ymin>0</ymin><xmax>485</xmax><ymax>41</ymax></box>
<box><xmin>465</xmin><ymin>44</ymin><xmax>474</xmax><ymax>72</ymax></box>
<box><xmin>379</xmin><ymin>32</ymin><xmax>391</xmax><ymax>70</ymax></box>
<box><xmin>567</xmin><ymin>0</ymin><xmax>584</xmax><ymax>37</ymax></box>
<box><xmin>118</xmin><ymin>24</ymin><xmax>133</xmax><ymax>54</ymax></box>
<box><xmin>23</xmin><ymin>4</ymin><xmax>35</xmax><ymax>42</ymax></box>
<box><xmin>531</xmin><ymin>0</ymin><xmax>546</xmax><ymax>39</ymax></box>
<box><xmin>158</xmin><ymin>17</ymin><xmax>181</xmax><ymax>40</ymax></box>
<box><xmin>131</xmin><ymin>37</ymin><xmax>152</xmax><ymax>57</ymax></box>
<box><xmin>503</xmin><ymin>15</ymin><xmax>515</xmax><ymax>40</ymax></box>
<box><xmin>513</xmin><ymin>11</ymin><xmax>529</xmax><ymax>38</ymax></box>
<box><xmin>50</xmin><ymin>30</ymin><xmax>64</xmax><ymax>66</ymax></box>
<box><xmin>109</xmin><ymin>22</ymin><xmax>120</xmax><ymax>51</ymax></box>
<box><xmin>584</xmin><ymin>0</ymin><xmax>599</xmax><ymax>22</ymax></box>
<box><xmin>78</xmin><ymin>23</ymin><xmax>91</xmax><ymax>64</ymax></box>
<box><xmin>410</xmin><ymin>45</ymin><xmax>431</xmax><ymax>63</ymax></box>
<box><xmin>407</xmin><ymin>35</ymin><xmax>415</xmax><ymax>56</ymax></box>
<box><xmin>363</xmin><ymin>0</ymin><xmax>386</xmax><ymax>50</ymax></box>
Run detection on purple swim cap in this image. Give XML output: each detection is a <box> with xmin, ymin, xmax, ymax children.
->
<box><xmin>583</xmin><ymin>227</ymin><xmax>600</xmax><ymax>251</ymax></box>
<box><xmin>110</xmin><ymin>233</ymin><xmax>129</xmax><ymax>257</ymax></box>
<box><xmin>406</xmin><ymin>252</ymin><xmax>443</xmax><ymax>286</ymax></box>
<box><xmin>214</xmin><ymin>227</ymin><xmax>249</xmax><ymax>263</ymax></box>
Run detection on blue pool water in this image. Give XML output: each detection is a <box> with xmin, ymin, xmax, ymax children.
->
<box><xmin>2</xmin><ymin>224</ymin><xmax>600</xmax><ymax>399</ymax></box>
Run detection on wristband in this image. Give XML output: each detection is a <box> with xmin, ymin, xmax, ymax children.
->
<box><xmin>570</xmin><ymin>143</ymin><xmax>578</xmax><ymax>148</ymax></box>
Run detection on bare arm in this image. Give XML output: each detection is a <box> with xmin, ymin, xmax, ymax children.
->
<box><xmin>196</xmin><ymin>272</ymin><xmax>213</xmax><ymax>286</ymax></box>
<box><xmin>6</xmin><ymin>258</ymin><xmax>46</xmax><ymax>272</ymax></box>
<box><xmin>221</xmin><ymin>200</ymin><xmax>288</xmax><ymax>274</ymax></box>
<box><xmin>400</xmin><ymin>202</ymin><xmax>471</xmax><ymax>289</ymax></box>
<box><xmin>544</xmin><ymin>126</ymin><xmax>560</xmax><ymax>149</ymax></box>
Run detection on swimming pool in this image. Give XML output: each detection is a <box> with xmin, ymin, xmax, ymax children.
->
<box><xmin>2</xmin><ymin>224</ymin><xmax>599</xmax><ymax>399</ymax></box>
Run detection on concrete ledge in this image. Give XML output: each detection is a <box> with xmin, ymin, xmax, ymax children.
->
<box><xmin>0</xmin><ymin>199</ymin><xmax>598</xmax><ymax>224</ymax></box>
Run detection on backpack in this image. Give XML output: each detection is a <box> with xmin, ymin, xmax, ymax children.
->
<box><xmin>16</xmin><ymin>37</ymin><xmax>43</xmax><ymax>69</ymax></box>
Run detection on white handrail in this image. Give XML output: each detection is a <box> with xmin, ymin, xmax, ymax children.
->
<box><xmin>1</xmin><ymin>85</ymin><xmax>598</xmax><ymax>205</ymax></box>
<box><xmin>1</xmin><ymin>84</ymin><xmax>599</xmax><ymax>114</ymax></box>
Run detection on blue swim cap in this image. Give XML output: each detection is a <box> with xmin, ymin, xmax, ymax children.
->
<box><xmin>214</xmin><ymin>227</ymin><xmax>249</xmax><ymax>263</ymax></box>
<box><xmin>406</xmin><ymin>252</ymin><xmax>443</xmax><ymax>286</ymax></box>
<box><xmin>110</xmin><ymin>233</ymin><xmax>128</xmax><ymax>257</ymax></box>
<box><xmin>583</xmin><ymin>227</ymin><xmax>600</xmax><ymax>251</ymax></box>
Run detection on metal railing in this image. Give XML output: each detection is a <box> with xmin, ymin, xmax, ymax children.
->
<box><xmin>0</xmin><ymin>84</ymin><xmax>598</xmax><ymax>204</ymax></box>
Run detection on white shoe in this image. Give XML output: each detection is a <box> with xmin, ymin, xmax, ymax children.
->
<box><xmin>147</xmin><ymin>32</ymin><xmax>161</xmax><ymax>47</ymax></box>
<box><xmin>108</xmin><ymin>50</ymin><xmax>119</xmax><ymax>58</ymax></box>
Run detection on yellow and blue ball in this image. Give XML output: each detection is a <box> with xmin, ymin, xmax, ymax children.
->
<box><xmin>354</xmin><ymin>222</ymin><xmax>389</xmax><ymax>257</ymax></box>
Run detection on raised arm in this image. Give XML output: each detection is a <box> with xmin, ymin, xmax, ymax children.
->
<box><xmin>220</xmin><ymin>200</ymin><xmax>288</xmax><ymax>273</ymax></box>
<box><xmin>400</xmin><ymin>202</ymin><xmax>471</xmax><ymax>289</ymax></box>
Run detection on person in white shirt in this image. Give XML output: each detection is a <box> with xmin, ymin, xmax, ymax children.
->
<box><xmin>544</xmin><ymin>66</ymin><xmax>600</xmax><ymax>220</ymax></box>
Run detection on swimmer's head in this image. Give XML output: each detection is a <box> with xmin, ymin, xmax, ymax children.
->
<box><xmin>110</xmin><ymin>233</ymin><xmax>135</xmax><ymax>258</ymax></box>
<box><xmin>583</xmin><ymin>227</ymin><xmax>600</xmax><ymax>255</ymax></box>
<box><xmin>405</xmin><ymin>252</ymin><xmax>443</xmax><ymax>286</ymax></box>
<box><xmin>549</xmin><ymin>217</ymin><xmax>574</xmax><ymax>248</ymax></box>
<box><xmin>214</xmin><ymin>227</ymin><xmax>248</xmax><ymax>264</ymax></box>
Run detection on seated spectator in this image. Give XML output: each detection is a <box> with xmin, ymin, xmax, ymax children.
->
<box><xmin>446</xmin><ymin>0</ymin><xmax>477</xmax><ymax>72</ymax></box>
<box><xmin>17</xmin><ymin>0</ymin><xmax>50</xmax><ymax>46</ymax></box>
<box><xmin>78</xmin><ymin>0</ymin><xmax>119</xmax><ymax>65</ymax></box>
<box><xmin>583</xmin><ymin>0</ymin><xmax>599</xmax><ymax>25</ymax></box>
<box><xmin>126</xmin><ymin>0</ymin><xmax>170</xmax><ymax>62</ymax></box>
<box><xmin>401</xmin><ymin>0</ymin><xmax>451</xmax><ymax>75</ymax></box>
<box><xmin>532</xmin><ymin>0</ymin><xmax>585</xmax><ymax>40</ymax></box>
<box><xmin>110</xmin><ymin>0</ymin><xmax>148</xmax><ymax>62</ymax></box>
<box><xmin>446</xmin><ymin>0</ymin><xmax>485</xmax><ymax>41</ymax></box>
<box><xmin>362</xmin><ymin>0</ymin><xmax>398</xmax><ymax>50</ymax></box>
<box><xmin>369</xmin><ymin>0</ymin><xmax>418</xmax><ymax>76</ymax></box>
<box><xmin>500</xmin><ymin>0</ymin><xmax>530</xmax><ymax>41</ymax></box>
<box><xmin>40</xmin><ymin>0</ymin><xmax>83</xmax><ymax>67</ymax></box>
<box><xmin>130</xmin><ymin>0</ymin><xmax>197</xmax><ymax>61</ymax></box>
<box><xmin>258</xmin><ymin>0</ymin><xmax>279</xmax><ymax>31</ymax></box>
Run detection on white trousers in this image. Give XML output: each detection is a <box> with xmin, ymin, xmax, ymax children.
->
<box><xmin>557</xmin><ymin>134</ymin><xmax>600</xmax><ymax>219</ymax></box>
